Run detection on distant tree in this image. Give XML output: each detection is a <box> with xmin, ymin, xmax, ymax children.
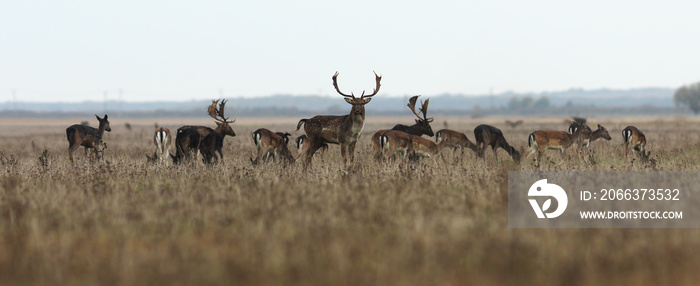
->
<box><xmin>533</xmin><ymin>96</ymin><xmax>550</xmax><ymax>108</ymax></box>
<box><xmin>674</xmin><ymin>82</ymin><xmax>700</xmax><ymax>114</ymax></box>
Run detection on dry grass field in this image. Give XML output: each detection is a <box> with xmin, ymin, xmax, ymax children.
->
<box><xmin>2</xmin><ymin>115</ymin><xmax>700</xmax><ymax>285</ymax></box>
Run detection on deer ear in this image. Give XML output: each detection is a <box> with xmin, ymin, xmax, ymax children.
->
<box><xmin>104</xmin><ymin>114</ymin><xmax>108</xmax><ymax>120</ymax></box>
<box><xmin>362</xmin><ymin>98</ymin><xmax>372</xmax><ymax>104</ymax></box>
<box><xmin>95</xmin><ymin>114</ymin><xmax>100</xmax><ymax>120</ymax></box>
<box><xmin>344</xmin><ymin>98</ymin><xmax>354</xmax><ymax>104</ymax></box>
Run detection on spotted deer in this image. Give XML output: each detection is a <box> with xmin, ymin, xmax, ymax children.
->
<box><xmin>371</xmin><ymin>95</ymin><xmax>434</xmax><ymax>161</ymax></box>
<box><xmin>172</xmin><ymin>99</ymin><xmax>236</xmax><ymax>164</ymax></box>
<box><xmin>622</xmin><ymin>126</ymin><xmax>647</xmax><ymax>159</ymax></box>
<box><xmin>296</xmin><ymin>71</ymin><xmax>381</xmax><ymax>170</ymax></box>
<box><xmin>435</xmin><ymin>129</ymin><xmax>478</xmax><ymax>156</ymax></box>
<box><xmin>250</xmin><ymin>128</ymin><xmax>295</xmax><ymax>166</ymax></box>
<box><xmin>66</xmin><ymin>114</ymin><xmax>111</xmax><ymax>163</ymax></box>
<box><xmin>474</xmin><ymin>124</ymin><xmax>520</xmax><ymax>164</ymax></box>
<box><xmin>526</xmin><ymin>123</ymin><xmax>586</xmax><ymax>166</ymax></box>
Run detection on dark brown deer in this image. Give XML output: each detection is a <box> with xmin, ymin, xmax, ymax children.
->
<box><xmin>622</xmin><ymin>126</ymin><xmax>646</xmax><ymax>158</ymax></box>
<box><xmin>474</xmin><ymin>124</ymin><xmax>520</xmax><ymax>164</ymax></box>
<box><xmin>371</xmin><ymin>95</ymin><xmax>434</xmax><ymax>161</ymax></box>
<box><xmin>435</xmin><ymin>129</ymin><xmax>478</xmax><ymax>156</ymax></box>
<box><xmin>250</xmin><ymin>128</ymin><xmax>295</xmax><ymax>166</ymax></box>
<box><xmin>170</xmin><ymin>128</ymin><xmax>200</xmax><ymax>164</ymax></box>
<box><xmin>66</xmin><ymin>114</ymin><xmax>111</xmax><ymax>163</ymax></box>
<box><xmin>296</xmin><ymin>71</ymin><xmax>381</xmax><ymax>170</ymax></box>
<box><xmin>172</xmin><ymin>99</ymin><xmax>236</xmax><ymax>164</ymax></box>
<box><xmin>568</xmin><ymin>123</ymin><xmax>612</xmax><ymax>159</ymax></box>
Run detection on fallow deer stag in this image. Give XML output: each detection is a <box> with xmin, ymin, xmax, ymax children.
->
<box><xmin>474</xmin><ymin>124</ymin><xmax>520</xmax><ymax>164</ymax></box>
<box><xmin>66</xmin><ymin>114</ymin><xmax>111</xmax><ymax>163</ymax></box>
<box><xmin>172</xmin><ymin>99</ymin><xmax>236</xmax><ymax>164</ymax></box>
<box><xmin>622</xmin><ymin>126</ymin><xmax>646</xmax><ymax>158</ymax></box>
<box><xmin>526</xmin><ymin>123</ymin><xmax>586</xmax><ymax>166</ymax></box>
<box><xmin>435</xmin><ymin>129</ymin><xmax>478</xmax><ymax>156</ymax></box>
<box><xmin>296</xmin><ymin>71</ymin><xmax>381</xmax><ymax>170</ymax></box>
<box><xmin>371</xmin><ymin>95</ymin><xmax>434</xmax><ymax>161</ymax></box>
<box><xmin>146</xmin><ymin>127</ymin><xmax>171</xmax><ymax>164</ymax></box>
<box><xmin>250</xmin><ymin>128</ymin><xmax>295</xmax><ymax>166</ymax></box>
<box><xmin>295</xmin><ymin>135</ymin><xmax>328</xmax><ymax>158</ymax></box>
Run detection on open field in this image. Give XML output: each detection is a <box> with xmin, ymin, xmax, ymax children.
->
<box><xmin>2</xmin><ymin>115</ymin><xmax>700</xmax><ymax>285</ymax></box>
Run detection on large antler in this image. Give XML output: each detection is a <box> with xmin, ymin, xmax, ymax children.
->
<box><xmin>361</xmin><ymin>71</ymin><xmax>382</xmax><ymax>99</ymax></box>
<box><xmin>332</xmin><ymin>71</ymin><xmax>382</xmax><ymax>99</ymax></box>
<box><xmin>407</xmin><ymin>95</ymin><xmax>433</xmax><ymax>122</ymax></box>
<box><xmin>207</xmin><ymin>99</ymin><xmax>235</xmax><ymax>123</ymax></box>
<box><xmin>332</xmin><ymin>72</ymin><xmax>353</xmax><ymax>98</ymax></box>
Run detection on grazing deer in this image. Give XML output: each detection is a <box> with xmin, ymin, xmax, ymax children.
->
<box><xmin>408</xmin><ymin>134</ymin><xmax>449</xmax><ymax>161</ymax></box>
<box><xmin>250</xmin><ymin>128</ymin><xmax>295</xmax><ymax>166</ymax></box>
<box><xmin>295</xmin><ymin>135</ymin><xmax>328</xmax><ymax>158</ymax></box>
<box><xmin>172</xmin><ymin>99</ymin><xmax>236</xmax><ymax>164</ymax></box>
<box><xmin>526</xmin><ymin>123</ymin><xmax>586</xmax><ymax>166</ymax></box>
<box><xmin>296</xmin><ymin>71</ymin><xmax>381</xmax><ymax>169</ymax></box>
<box><xmin>435</xmin><ymin>129</ymin><xmax>478</xmax><ymax>156</ymax></box>
<box><xmin>378</xmin><ymin>130</ymin><xmax>414</xmax><ymax>162</ymax></box>
<box><xmin>371</xmin><ymin>95</ymin><xmax>435</xmax><ymax>161</ymax></box>
<box><xmin>149</xmin><ymin>127</ymin><xmax>171</xmax><ymax>163</ymax></box>
<box><xmin>505</xmin><ymin>119</ymin><xmax>524</xmax><ymax>128</ymax></box>
<box><xmin>66</xmin><ymin>114</ymin><xmax>111</xmax><ymax>163</ymax></box>
<box><xmin>170</xmin><ymin>128</ymin><xmax>200</xmax><ymax>164</ymax></box>
<box><xmin>622</xmin><ymin>126</ymin><xmax>646</xmax><ymax>158</ymax></box>
<box><xmin>474</xmin><ymin>124</ymin><xmax>520</xmax><ymax>164</ymax></box>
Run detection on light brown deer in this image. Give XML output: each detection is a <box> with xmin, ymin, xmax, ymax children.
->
<box><xmin>295</xmin><ymin>135</ymin><xmax>328</xmax><ymax>158</ymax></box>
<box><xmin>435</xmin><ymin>129</ymin><xmax>478</xmax><ymax>156</ymax></box>
<box><xmin>408</xmin><ymin>134</ymin><xmax>449</xmax><ymax>160</ymax></box>
<box><xmin>622</xmin><ymin>126</ymin><xmax>646</xmax><ymax>158</ymax></box>
<box><xmin>148</xmin><ymin>127</ymin><xmax>171</xmax><ymax>163</ymax></box>
<box><xmin>296</xmin><ymin>71</ymin><xmax>381</xmax><ymax>170</ymax></box>
<box><xmin>66</xmin><ymin>114</ymin><xmax>111</xmax><ymax>163</ymax></box>
<box><xmin>371</xmin><ymin>95</ymin><xmax>434</xmax><ymax>161</ymax></box>
<box><xmin>474</xmin><ymin>124</ymin><xmax>520</xmax><ymax>164</ymax></box>
<box><xmin>250</xmin><ymin>128</ymin><xmax>295</xmax><ymax>166</ymax></box>
<box><xmin>172</xmin><ymin>99</ymin><xmax>236</xmax><ymax>164</ymax></box>
<box><xmin>526</xmin><ymin>123</ymin><xmax>586</xmax><ymax>166</ymax></box>
<box><xmin>378</xmin><ymin>130</ymin><xmax>414</xmax><ymax>162</ymax></box>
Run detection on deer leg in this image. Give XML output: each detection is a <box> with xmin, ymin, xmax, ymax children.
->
<box><xmin>492</xmin><ymin>145</ymin><xmax>499</xmax><ymax>163</ymax></box>
<box><xmin>303</xmin><ymin>141</ymin><xmax>323</xmax><ymax>170</ymax></box>
<box><xmin>348</xmin><ymin>142</ymin><xmax>357</xmax><ymax>163</ymax></box>
<box><xmin>340</xmin><ymin>144</ymin><xmax>348</xmax><ymax>166</ymax></box>
<box><xmin>68</xmin><ymin>144</ymin><xmax>80</xmax><ymax>163</ymax></box>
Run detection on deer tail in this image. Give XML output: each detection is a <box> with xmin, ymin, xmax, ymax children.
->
<box><xmin>252</xmin><ymin>130</ymin><xmax>261</xmax><ymax>146</ymax></box>
<box><xmin>528</xmin><ymin>133</ymin><xmax>535</xmax><ymax>148</ymax></box>
<box><xmin>435</xmin><ymin>130</ymin><xmax>441</xmax><ymax>142</ymax></box>
<box><xmin>296</xmin><ymin>119</ymin><xmax>307</xmax><ymax>131</ymax></box>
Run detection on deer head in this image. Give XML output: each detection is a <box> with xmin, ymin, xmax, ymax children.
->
<box><xmin>96</xmin><ymin>114</ymin><xmax>111</xmax><ymax>132</ymax></box>
<box><xmin>207</xmin><ymin>99</ymin><xmax>236</xmax><ymax>137</ymax></box>
<box><xmin>407</xmin><ymin>95</ymin><xmax>434</xmax><ymax>136</ymax></box>
<box><xmin>333</xmin><ymin>71</ymin><xmax>382</xmax><ymax>116</ymax></box>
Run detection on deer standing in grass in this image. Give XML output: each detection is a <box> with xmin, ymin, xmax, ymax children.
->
<box><xmin>147</xmin><ymin>127</ymin><xmax>171</xmax><ymax>163</ymax></box>
<box><xmin>526</xmin><ymin>123</ymin><xmax>586</xmax><ymax>166</ymax></box>
<box><xmin>474</xmin><ymin>124</ymin><xmax>520</xmax><ymax>164</ymax></box>
<box><xmin>568</xmin><ymin>122</ymin><xmax>612</xmax><ymax>160</ymax></box>
<box><xmin>622</xmin><ymin>126</ymin><xmax>647</xmax><ymax>161</ymax></box>
<box><xmin>296</xmin><ymin>71</ymin><xmax>381</xmax><ymax>170</ymax></box>
<box><xmin>435</xmin><ymin>129</ymin><xmax>478</xmax><ymax>156</ymax></box>
<box><xmin>378</xmin><ymin>130</ymin><xmax>414</xmax><ymax>162</ymax></box>
<box><xmin>250</xmin><ymin>128</ymin><xmax>295</xmax><ymax>166</ymax></box>
<box><xmin>66</xmin><ymin>114</ymin><xmax>111</xmax><ymax>163</ymax></box>
<box><xmin>295</xmin><ymin>135</ymin><xmax>328</xmax><ymax>158</ymax></box>
<box><xmin>172</xmin><ymin>99</ymin><xmax>236</xmax><ymax>164</ymax></box>
<box><xmin>371</xmin><ymin>95</ymin><xmax>434</xmax><ymax>161</ymax></box>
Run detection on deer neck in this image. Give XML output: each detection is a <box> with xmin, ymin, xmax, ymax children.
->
<box><xmin>590</xmin><ymin>129</ymin><xmax>604</xmax><ymax>142</ymax></box>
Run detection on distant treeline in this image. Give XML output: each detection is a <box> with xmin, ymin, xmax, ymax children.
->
<box><xmin>0</xmin><ymin>87</ymin><xmax>688</xmax><ymax>118</ymax></box>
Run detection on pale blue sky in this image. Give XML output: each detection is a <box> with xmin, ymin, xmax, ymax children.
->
<box><xmin>2</xmin><ymin>0</ymin><xmax>699</xmax><ymax>102</ymax></box>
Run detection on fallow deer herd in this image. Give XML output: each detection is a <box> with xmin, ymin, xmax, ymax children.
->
<box><xmin>64</xmin><ymin>71</ymin><xmax>654</xmax><ymax>169</ymax></box>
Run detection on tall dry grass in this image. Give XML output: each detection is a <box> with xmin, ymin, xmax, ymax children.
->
<box><xmin>1</xmin><ymin>116</ymin><xmax>699</xmax><ymax>285</ymax></box>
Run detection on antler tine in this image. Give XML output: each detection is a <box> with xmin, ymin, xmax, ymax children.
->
<box><xmin>419</xmin><ymin>98</ymin><xmax>434</xmax><ymax>122</ymax></box>
<box><xmin>218</xmin><ymin>99</ymin><xmax>229</xmax><ymax>120</ymax></box>
<box><xmin>361</xmin><ymin>71</ymin><xmax>382</xmax><ymax>98</ymax></box>
<box><xmin>207</xmin><ymin>99</ymin><xmax>221</xmax><ymax>121</ymax></box>
<box><xmin>332</xmin><ymin>72</ymin><xmax>354</xmax><ymax>98</ymax></box>
<box><xmin>407</xmin><ymin>95</ymin><xmax>423</xmax><ymax>119</ymax></box>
